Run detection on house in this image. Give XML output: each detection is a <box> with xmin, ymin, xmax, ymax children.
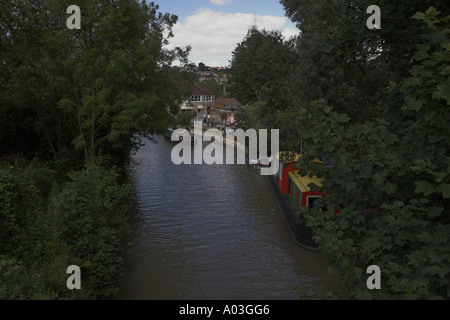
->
<box><xmin>214</xmin><ymin>98</ymin><xmax>241</xmax><ymax>111</ymax></box>
<box><xmin>180</xmin><ymin>82</ymin><xmax>215</xmax><ymax>114</ymax></box>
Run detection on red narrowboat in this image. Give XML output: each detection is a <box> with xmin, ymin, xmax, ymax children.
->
<box><xmin>269</xmin><ymin>153</ymin><xmax>324</xmax><ymax>250</ymax></box>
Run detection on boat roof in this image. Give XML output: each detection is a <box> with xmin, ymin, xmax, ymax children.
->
<box><xmin>276</xmin><ymin>152</ymin><xmax>323</xmax><ymax>165</ymax></box>
<box><xmin>276</xmin><ymin>152</ymin><xmax>302</xmax><ymax>162</ymax></box>
<box><xmin>288</xmin><ymin>171</ymin><xmax>323</xmax><ymax>193</ymax></box>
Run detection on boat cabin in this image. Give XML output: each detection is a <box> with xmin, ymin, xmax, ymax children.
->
<box><xmin>276</xmin><ymin>153</ymin><xmax>302</xmax><ymax>195</ymax></box>
<box><xmin>276</xmin><ymin>152</ymin><xmax>324</xmax><ymax>210</ymax></box>
<box><xmin>286</xmin><ymin>171</ymin><xmax>323</xmax><ymax>211</ymax></box>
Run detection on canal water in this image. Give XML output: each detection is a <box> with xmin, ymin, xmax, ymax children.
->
<box><xmin>119</xmin><ymin>135</ymin><xmax>338</xmax><ymax>299</ymax></box>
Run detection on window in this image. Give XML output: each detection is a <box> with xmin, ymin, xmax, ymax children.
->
<box><xmin>202</xmin><ymin>95</ymin><xmax>212</xmax><ymax>102</ymax></box>
<box><xmin>307</xmin><ymin>196</ymin><xmax>321</xmax><ymax>208</ymax></box>
<box><xmin>307</xmin><ymin>196</ymin><xmax>327</xmax><ymax>211</ymax></box>
<box><xmin>190</xmin><ymin>95</ymin><xmax>202</xmax><ymax>102</ymax></box>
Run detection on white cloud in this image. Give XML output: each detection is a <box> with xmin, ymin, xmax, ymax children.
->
<box><xmin>209</xmin><ymin>0</ymin><xmax>233</xmax><ymax>5</ymax></box>
<box><xmin>281</xmin><ymin>27</ymin><xmax>301</xmax><ymax>40</ymax></box>
<box><xmin>165</xmin><ymin>9</ymin><xmax>300</xmax><ymax>67</ymax></box>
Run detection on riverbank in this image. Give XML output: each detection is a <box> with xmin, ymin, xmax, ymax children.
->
<box><xmin>0</xmin><ymin>161</ymin><xmax>131</xmax><ymax>299</ymax></box>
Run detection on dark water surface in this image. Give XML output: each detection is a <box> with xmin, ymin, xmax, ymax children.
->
<box><xmin>119</xmin><ymin>136</ymin><xmax>337</xmax><ymax>299</ymax></box>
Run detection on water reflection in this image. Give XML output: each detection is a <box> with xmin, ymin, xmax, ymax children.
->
<box><xmin>119</xmin><ymin>136</ymin><xmax>338</xmax><ymax>299</ymax></box>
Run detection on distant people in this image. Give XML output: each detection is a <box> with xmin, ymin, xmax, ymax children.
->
<box><xmin>203</xmin><ymin>113</ymin><xmax>206</xmax><ymax>123</ymax></box>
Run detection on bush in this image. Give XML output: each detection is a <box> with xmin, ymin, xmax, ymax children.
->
<box><xmin>50</xmin><ymin>164</ymin><xmax>130</xmax><ymax>298</ymax></box>
<box><xmin>0</xmin><ymin>162</ymin><xmax>62</xmax><ymax>299</ymax></box>
<box><xmin>177</xmin><ymin>111</ymin><xmax>194</xmax><ymax>126</ymax></box>
<box><xmin>296</xmin><ymin>9</ymin><xmax>450</xmax><ymax>299</ymax></box>
<box><xmin>0</xmin><ymin>161</ymin><xmax>131</xmax><ymax>299</ymax></box>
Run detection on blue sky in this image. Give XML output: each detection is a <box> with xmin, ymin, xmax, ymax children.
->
<box><xmin>154</xmin><ymin>0</ymin><xmax>299</xmax><ymax>67</ymax></box>
<box><xmin>156</xmin><ymin>0</ymin><xmax>291</xmax><ymax>23</ymax></box>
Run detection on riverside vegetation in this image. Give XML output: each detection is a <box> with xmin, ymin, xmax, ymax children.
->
<box><xmin>229</xmin><ymin>1</ymin><xmax>449</xmax><ymax>299</ymax></box>
<box><xmin>0</xmin><ymin>0</ymin><xmax>192</xmax><ymax>299</ymax></box>
<box><xmin>1</xmin><ymin>0</ymin><xmax>449</xmax><ymax>300</ymax></box>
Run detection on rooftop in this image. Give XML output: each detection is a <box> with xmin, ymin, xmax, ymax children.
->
<box><xmin>215</xmin><ymin>98</ymin><xmax>241</xmax><ymax>106</ymax></box>
<box><xmin>288</xmin><ymin>171</ymin><xmax>323</xmax><ymax>193</ymax></box>
<box><xmin>191</xmin><ymin>82</ymin><xmax>214</xmax><ymax>96</ymax></box>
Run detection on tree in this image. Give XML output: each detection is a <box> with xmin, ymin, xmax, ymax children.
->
<box><xmin>0</xmin><ymin>0</ymin><xmax>194</xmax><ymax>300</ymax></box>
<box><xmin>294</xmin><ymin>8</ymin><xmax>450</xmax><ymax>299</ymax></box>
<box><xmin>280</xmin><ymin>0</ymin><xmax>450</xmax><ymax>122</ymax></box>
<box><xmin>229</xmin><ymin>27</ymin><xmax>300</xmax><ymax>151</ymax></box>
<box><xmin>0</xmin><ymin>0</ymin><xmax>191</xmax><ymax>166</ymax></box>
<box><xmin>202</xmin><ymin>78</ymin><xmax>222</xmax><ymax>98</ymax></box>
<box><xmin>198</xmin><ymin>62</ymin><xmax>209</xmax><ymax>71</ymax></box>
<box><xmin>230</xmin><ymin>27</ymin><xmax>297</xmax><ymax>106</ymax></box>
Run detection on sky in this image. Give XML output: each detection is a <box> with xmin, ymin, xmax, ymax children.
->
<box><xmin>155</xmin><ymin>0</ymin><xmax>300</xmax><ymax>67</ymax></box>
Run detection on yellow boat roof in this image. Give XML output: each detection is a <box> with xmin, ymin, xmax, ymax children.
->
<box><xmin>276</xmin><ymin>152</ymin><xmax>302</xmax><ymax>162</ymax></box>
<box><xmin>276</xmin><ymin>152</ymin><xmax>323</xmax><ymax>164</ymax></box>
<box><xmin>288</xmin><ymin>171</ymin><xmax>323</xmax><ymax>192</ymax></box>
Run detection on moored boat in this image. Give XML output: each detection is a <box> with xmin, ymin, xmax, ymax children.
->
<box><xmin>269</xmin><ymin>153</ymin><xmax>323</xmax><ymax>250</ymax></box>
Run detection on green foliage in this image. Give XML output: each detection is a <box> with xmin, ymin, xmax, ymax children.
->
<box><xmin>177</xmin><ymin>111</ymin><xmax>194</xmax><ymax>126</ymax></box>
<box><xmin>280</xmin><ymin>0</ymin><xmax>450</xmax><ymax>122</ymax></box>
<box><xmin>0</xmin><ymin>0</ymin><xmax>191</xmax><ymax>300</ymax></box>
<box><xmin>0</xmin><ymin>162</ymin><xmax>131</xmax><ymax>299</ymax></box>
<box><xmin>230</xmin><ymin>27</ymin><xmax>297</xmax><ymax>107</ymax></box>
<box><xmin>202</xmin><ymin>78</ymin><xmax>223</xmax><ymax>98</ymax></box>
<box><xmin>0</xmin><ymin>163</ymin><xmax>54</xmax><ymax>261</ymax></box>
<box><xmin>50</xmin><ymin>164</ymin><xmax>130</xmax><ymax>298</ymax></box>
<box><xmin>0</xmin><ymin>0</ymin><xmax>191</xmax><ymax>165</ymax></box>
<box><xmin>295</xmin><ymin>10</ymin><xmax>450</xmax><ymax>299</ymax></box>
<box><xmin>0</xmin><ymin>162</ymin><xmax>66</xmax><ymax>299</ymax></box>
<box><xmin>229</xmin><ymin>27</ymin><xmax>300</xmax><ymax>151</ymax></box>
<box><xmin>0</xmin><ymin>254</ymin><xmax>58</xmax><ymax>300</ymax></box>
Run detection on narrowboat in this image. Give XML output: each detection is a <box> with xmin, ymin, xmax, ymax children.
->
<box><xmin>269</xmin><ymin>153</ymin><xmax>323</xmax><ymax>250</ymax></box>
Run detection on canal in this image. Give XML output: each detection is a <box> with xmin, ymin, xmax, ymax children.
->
<box><xmin>119</xmin><ymin>135</ymin><xmax>338</xmax><ymax>299</ymax></box>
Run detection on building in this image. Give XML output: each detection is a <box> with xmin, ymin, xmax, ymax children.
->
<box><xmin>214</xmin><ymin>98</ymin><xmax>241</xmax><ymax>111</ymax></box>
<box><xmin>180</xmin><ymin>82</ymin><xmax>215</xmax><ymax>113</ymax></box>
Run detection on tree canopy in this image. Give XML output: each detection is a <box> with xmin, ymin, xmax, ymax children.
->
<box><xmin>229</xmin><ymin>0</ymin><xmax>450</xmax><ymax>299</ymax></box>
<box><xmin>275</xmin><ymin>1</ymin><xmax>450</xmax><ymax>299</ymax></box>
<box><xmin>280</xmin><ymin>0</ymin><xmax>450</xmax><ymax>121</ymax></box>
<box><xmin>229</xmin><ymin>27</ymin><xmax>300</xmax><ymax>151</ymax></box>
<box><xmin>0</xmin><ymin>0</ymin><xmax>193</xmax><ymax>299</ymax></box>
<box><xmin>0</xmin><ymin>0</ymin><xmax>191</xmax><ymax>166</ymax></box>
